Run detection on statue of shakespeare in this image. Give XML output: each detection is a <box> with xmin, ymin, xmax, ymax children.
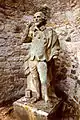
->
<box><xmin>21</xmin><ymin>11</ymin><xmax>60</xmax><ymax>103</ymax></box>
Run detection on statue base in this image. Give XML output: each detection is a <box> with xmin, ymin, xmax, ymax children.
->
<box><xmin>13</xmin><ymin>96</ymin><xmax>63</xmax><ymax>120</ymax></box>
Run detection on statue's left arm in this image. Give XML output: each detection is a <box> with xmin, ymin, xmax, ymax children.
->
<box><xmin>46</xmin><ymin>28</ymin><xmax>60</xmax><ymax>61</ymax></box>
<box><xmin>52</xmin><ymin>30</ymin><xmax>60</xmax><ymax>59</ymax></box>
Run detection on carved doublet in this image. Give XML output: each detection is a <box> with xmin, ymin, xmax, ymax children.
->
<box><xmin>29</xmin><ymin>26</ymin><xmax>48</xmax><ymax>61</ymax></box>
<box><xmin>28</xmin><ymin>25</ymin><xmax>59</xmax><ymax>61</ymax></box>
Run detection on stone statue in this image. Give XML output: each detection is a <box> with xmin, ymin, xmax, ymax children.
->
<box><xmin>21</xmin><ymin>10</ymin><xmax>60</xmax><ymax>103</ymax></box>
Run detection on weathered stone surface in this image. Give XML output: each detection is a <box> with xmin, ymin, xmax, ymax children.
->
<box><xmin>13</xmin><ymin>96</ymin><xmax>80</xmax><ymax>120</ymax></box>
<box><xmin>13</xmin><ymin>96</ymin><xmax>61</xmax><ymax>120</ymax></box>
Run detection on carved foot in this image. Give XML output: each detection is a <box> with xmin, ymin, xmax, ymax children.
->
<box><xmin>45</xmin><ymin>95</ymin><xmax>49</xmax><ymax>103</ymax></box>
<box><xmin>44</xmin><ymin>96</ymin><xmax>55</xmax><ymax>105</ymax></box>
<box><xmin>31</xmin><ymin>96</ymin><xmax>42</xmax><ymax>103</ymax></box>
<box><xmin>45</xmin><ymin>99</ymin><xmax>52</xmax><ymax>105</ymax></box>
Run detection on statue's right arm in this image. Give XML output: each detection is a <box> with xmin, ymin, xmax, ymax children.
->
<box><xmin>21</xmin><ymin>24</ymin><xmax>32</xmax><ymax>43</ymax></box>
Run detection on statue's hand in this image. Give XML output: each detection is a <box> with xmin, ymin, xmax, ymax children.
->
<box><xmin>20</xmin><ymin>33</ymin><xmax>27</xmax><ymax>43</ymax></box>
<box><xmin>21</xmin><ymin>22</ymin><xmax>33</xmax><ymax>43</ymax></box>
<box><xmin>53</xmin><ymin>50</ymin><xmax>59</xmax><ymax>60</ymax></box>
<box><xmin>53</xmin><ymin>56</ymin><xmax>58</xmax><ymax>60</ymax></box>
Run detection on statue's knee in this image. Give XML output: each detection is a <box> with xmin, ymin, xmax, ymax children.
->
<box><xmin>38</xmin><ymin>62</ymin><xmax>47</xmax><ymax>72</ymax></box>
<box><xmin>41</xmin><ymin>79</ymin><xmax>47</xmax><ymax>85</ymax></box>
<box><xmin>32</xmin><ymin>74</ymin><xmax>38</xmax><ymax>79</ymax></box>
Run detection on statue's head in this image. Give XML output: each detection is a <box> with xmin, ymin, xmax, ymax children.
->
<box><xmin>33</xmin><ymin>12</ymin><xmax>46</xmax><ymax>26</ymax></box>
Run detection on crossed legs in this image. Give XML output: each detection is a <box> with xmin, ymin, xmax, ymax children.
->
<box><xmin>29</xmin><ymin>60</ymin><xmax>49</xmax><ymax>102</ymax></box>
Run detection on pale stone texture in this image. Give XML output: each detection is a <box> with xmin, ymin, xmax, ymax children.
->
<box><xmin>13</xmin><ymin>97</ymin><xmax>79</xmax><ymax>120</ymax></box>
<box><xmin>13</xmin><ymin>97</ymin><xmax>61</xmax><ymax>120</ymax></box>
<box><xmin>0</xmin><ymin>0</ymin><xmax>80</xmax><ymax>104</ymax></box>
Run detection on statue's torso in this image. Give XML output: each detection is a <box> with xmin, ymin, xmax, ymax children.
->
<box><xmin>29</xmin><ymin>25</ymin><xmax>48</xmax><ymax>61</ymax></box>
<box><xmin>28</xmin><ymin>24</ymin><xmax>59</xmax><ymax>62</ymax></box>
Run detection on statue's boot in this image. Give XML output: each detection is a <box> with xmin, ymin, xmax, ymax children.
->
<box><xmin>31</xmin><ymin>93</ymin><xmax>42</xmax><ymax>103</ymax></box>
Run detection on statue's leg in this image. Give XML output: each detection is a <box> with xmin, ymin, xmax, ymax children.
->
<box><xmin>37</xmin><ymin>61</ymin><xmax>49</xmax><ymax>102</ymax></box>
<box><xmin>29</xmin><ymin>60</ymin><xmax>41</xmax><ymax>102</ymax></box>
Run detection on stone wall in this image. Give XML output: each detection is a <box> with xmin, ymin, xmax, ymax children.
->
<box><xmin>0</xmin><ymin>0</ymin><xmax>80</xmax><ymax>104</ymax></box>
<box><xmin>0</xmin><ymin>10</ymin><xmax>27</xmax><ymax>103</ymax></box>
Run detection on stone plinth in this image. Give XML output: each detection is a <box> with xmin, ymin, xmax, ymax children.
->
<box><xmin>13</xmin><ymin>96</ymin><xmax>62</xmax><ymax>120</ymax></box>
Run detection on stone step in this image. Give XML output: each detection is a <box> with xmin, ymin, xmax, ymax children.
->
<box><xmin>13</xmin><ymin>96</ymin><xmax>62</xmax><ymax>120</ymax></box>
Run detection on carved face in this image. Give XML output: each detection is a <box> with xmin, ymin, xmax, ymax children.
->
<box><xmin>33</xmin><ymin>12</ymin><xmax>45</xmax><ymax>26</ymax></box>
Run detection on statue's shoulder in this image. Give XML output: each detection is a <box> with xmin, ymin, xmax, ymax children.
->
<box><xmin>45</xmin><ymin>27</ymin><xmax>57</xmax><ymax>36</ymax></box>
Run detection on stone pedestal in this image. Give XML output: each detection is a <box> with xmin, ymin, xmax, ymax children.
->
<box><xmin>13</xmin><ymin>96</ymin><xmax>62</xmax><ymax>120</ymax></box>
